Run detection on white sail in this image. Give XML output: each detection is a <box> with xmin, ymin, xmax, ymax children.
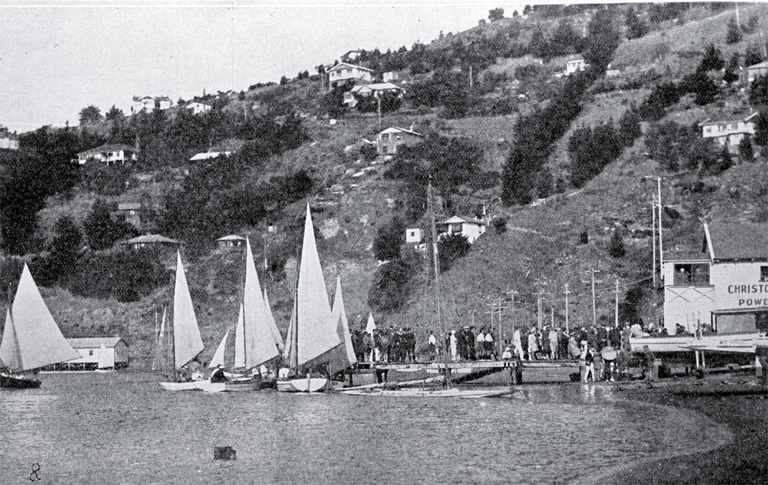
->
<box><xmin>209</xmin><ymin>329</ymin><xmax>229</xmax><ymax>368</ymax></box>
<box><xmin>332</xmin><ymin>276</ymin><xmax>357</xmax><ymax>366</ymax></box>
<box><xmin>263</xmin><ymin>288</ymin><xmax>284</xmax><ymax>352</ymax></box>
<box><xmin>2</xmin><ymin>264</ymin><xmax>78</xmax><ymax>371</ymax></box>
<box><xmin>97</xmin><ymin>343</ymin><xmax>111</xmax><ymax>369</ymax></box>
<box><xmin>366</xmin><ymin>312</ymin><xmax>377</xmax><ymax>336</ymax></box>
<box><xmin>243</xmin><ymin>237</ymin><xmax>279</xmax><ymax>370</ymax></box>
<box><xmin>296</xmin><ymin>204</ymin><xmax>341</xmax><ymax>367</ymax></box>
<box><xmin>234</xmin><ymin>303</ymin><xmax>245</xmax><ymax>369</ymax></box>
<box><xmin>173</xmin><ymin>251</ymin><xmax>204</xmax><ymax>370</ymax></box>
<box><xmin>0</xmin><ymin>308</ymin><xmax>21</xmax><ymax>370</ymax></box>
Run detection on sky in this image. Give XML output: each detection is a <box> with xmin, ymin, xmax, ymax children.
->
<box><xmin>0</xmin><ymin>0</ymin><xmax>530</xmax><ymax>132</ymax></box>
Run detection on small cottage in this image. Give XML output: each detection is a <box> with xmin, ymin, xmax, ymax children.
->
<box><xmin>376</xmin><ymin>126</ymin><xmax>422</xmax><ymax>155</ymax></box>
<box><xmin>111</xmin><ymin>202</ymin><xmax>142</xmax><ymax>229</ymax></box>
<box><xmin>405</xmin><ymin>228</ymin><xmax>423</xmax><ymax>244</ymax></box>
<box><xmin>438</xmin><ymin>216</ymin><xmax>487</xmax><ymax>244</ymax></box>
<box><xmin>123</xmin><ymin>234</ymin><xmax>181</xmax><ymax>250</ymax></box>
<box><xmin>75</xmin><ymin>144</ymin><xmax>139</xmax><ymax>165</ymax></box>
<box><xmin>217</xmin><ymin>235</ymin><xmax>246</xmax><ymax>248</ymax></box>
<box><xmin>61</xmin><ymin>337</ymin><xmax>129</xmax><ymax>370</ymax></box>
<box><xmin>327</xmin><ymin>62</ymin><xmax>373</xmax><ymax>90</ymax></box>
<box><xmin>746</xmin><ymin>61</ymin><xmax>768</xmax><ymax>83</ymax></box>
<box><xmin>186</xmin><ymin>102</ymin><xmax>212</xmax><ymax>115</ymax></box>
<box><xmin>565</xmin><ymin>57</ymin><xmax>588</xmax><ymax>75</ymax></box>
<box><xmin>0</xmin><ymin>128</ymin><xmax>19</xmax><ymax>150</ymax></box>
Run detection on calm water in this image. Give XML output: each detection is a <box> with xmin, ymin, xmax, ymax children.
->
<box><xmin>0</xmin><ymin>372</ymin><xmax>729</xmax><ymax>485</ymax></box>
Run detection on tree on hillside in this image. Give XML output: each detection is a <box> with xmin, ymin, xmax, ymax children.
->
<box><xmin>625</xmin><ymin>7</ymin><xmax>648</xmax><ymax>40</ymax></box>
<box><xmin>84</xmin><ymin>199</ymin><xmax>137</xmax><ymax>250</ymax></box>
<box><xmin>367</xmin><ymin>259</ymin><xmax>413</xmax><ymax>313</ymax></box>
<box><xmin>755</xmin><ymin>109</ymin><xmax>768</xmax><ymax>146</ymax></box>
<box><xmin>739</xmin><ymin>135</ymin><xmax>754</xmax><ymax>162</ymax></box>
<box><xmin>79</xmin><ymin>105</ymin><xmax>102</xmax><ymax>125</ymax></box>
<box><xmin>373</xmin><ymin>217</ymin><xmax>405</xmax><ymax>261</ymax></box>
<box><xmin>608</xmin><ymin>230</ymin><xmax>626</xmax><ymax>258</ymax></box>
<box><xmin>683</xmin><ymin>71</ymin><xmax>719</xmax><ymax>105</ymax></box>
<box><xmin>726</xmin><ymin>17</ymin><xmax>742</xmax><ymax>44</ymax></box>
<box><xmin>488</xmin><ymin>8</ymin><xmax>504</xmax><ymax>22</ymax></box>
<box><xmin>723</xmin><ymin>53</ymin><xmax>740</xmax><ymax>84</ymax></box>
<box><xmin>618</xmin><ymin>109</ymin><xmax>642</xmax><ymax>147</ymax></box>
<box><xmin>548</xmin><ymin>19</ymin><xmax>583</xmax><ymax>58</ymax></box>
<box><xmin>105</xmin><ymin>105</ymin><xmax>123</xmax><ymax>122</ymax></box>
<box><xmin>744</xmin><ymin>44</ymin><xmax>763</xmax><ymax>67</ymax></box>
<box><xmin>583</xmin><ymin>8</ymin><xmax>621</xmax><ymax>74</ymax></box>
<box><xmin>698</xmin><ymin>44</ymin><xmax>725</xmax><ymax>73</ymax></box>
<box><xmin>750</xmin><ymin>75</ymin><xmax>768</xmax><ymax>106</ymax></box>
<box><xmin>35</xmin><ymin>216</ymin><xmax>83</xmax><ymax>286</ymax></box>
<box><xmin>438</xmin><ymin>233</ymin><xmax>471</xmax><ymax>272</ymax></box>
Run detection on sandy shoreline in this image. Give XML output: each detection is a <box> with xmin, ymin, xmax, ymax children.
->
<box><xmin>594</xmin><ymin>376</ymin><xmax>768</xmax><ymax>484</ymax></box>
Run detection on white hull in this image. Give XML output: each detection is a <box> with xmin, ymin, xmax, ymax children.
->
<box><xmin>339</xmin><ymin>387</ymin><xmax>511</xmax><ymax>398</ymax></box>
<box><xmin>159</xmin><ymin>381</ymin><xmax>227</xmax><ymax>393</ymax></box>
<box><xmin>630</xmin><ymin>333</ymin><xmax>765</xmax><ymax>353</ymax></box>
<box><xmin>680</xmin><ymin>336</ymin><xmax>768</xmax><ymax>354</ymax></box>
<box><xmin>276</xmin><ymin>377</ymin><xmax>330</xmax><ymax>393</ymax></box>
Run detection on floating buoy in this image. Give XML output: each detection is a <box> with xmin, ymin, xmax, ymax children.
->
<box><xmin>214</xmin><ymin>446</ymin><xmax>236</xmax><ymax>461</ymax></box>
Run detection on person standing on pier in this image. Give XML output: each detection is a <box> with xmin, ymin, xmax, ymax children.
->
<box><xmin>549</xmin><ymin>327</ymin><xmax>559</xmax><ymax>360</ymax></box>
<box><xmin>428</xmin><ymin>330</ymin><xmax>437</xmax><ymax>361</ymax></box>
<box><xmin>513</xmin><ymin>328</ymin><xmax>524</xmax><ymax>362</ymax></box>
<box><xmin>528</xmin><ymin>329</ymin><xmax>538</xmax><ymax>360</ymax></box>
<box><xmin>450</xmin><ymin>330</ymin><xmax>458</xmax><ymax>362</ymax></box>
<box><xmin>476</xmin><ymin>328</ymin><xmax>486</xmax><ymax>360</ymax></box>
<box><xmin>484</xmin><ymin>329</ymin><xmax>494</xmax><ymax>360</ymax></box>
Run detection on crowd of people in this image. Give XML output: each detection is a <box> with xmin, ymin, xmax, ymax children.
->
<box><xmin>350</xmin><ymin>327</ymin><xmax>417</xmax><ymax>363</ymax></box>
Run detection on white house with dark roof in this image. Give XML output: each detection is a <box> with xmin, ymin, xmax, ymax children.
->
<box><xmin>699</xmin><ymin>112</ymin><xmax>757</xmax><ymax>147</ymax></box>
<box><xmin>565</xmin><ymin>56</ymin><xmax>588</xmax><ymax>75</ymax></box>
<box><xmin>216</xmin><ymin>235</ymin><xmax>246</xmax><ymax>248</ymax></box>
<box><xmin>746</xmin><ymin>61</ymin><xmax>768</xmax><ymax>83</ymax></box>
<box><xmin>344</xmin><ymin>82</ymin><xmax>404</xmax><ymax>108</ymax></box>
<box><xmin>123</xmin><ymin>234</ymin><xmax>181</xmax><ymax>250</ymax></box>
<box><xmin>662</xmin><ymin>222</ymin><xmax>768</xmax><ymax>336</ymax></box>
<box><xmin>131</xmin><ymin>96</ymin><xmax>173</xmax><ymax>113</ymax></box>
<box><xmin>186</xmin><ymin>102</ymin><xmax>212</xmax><ymax>115</ymax></box>
<box><xmin>0</xmin><ymin>128</ymin><xmax>19</xmax><ymax>150</ymax></box>
<box><xmin>437</xmin><ymin>216</ymin><xmax>487</xmax><ymax>244</ymax></box>
<box><xmin>327</xmin><ymin>62</ymin><xmax>373</xmax><ymax>89</ymax></box>
<box><xmin>75</xmin><ymin>144</ymin><xmax>139</xmax><ymax>165</ymax></box>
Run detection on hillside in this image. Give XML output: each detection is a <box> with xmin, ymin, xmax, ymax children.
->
<box><xmin>3</xmin><ymin>3</ymin><xmax>768</xmax><ymax>368</ymax></box>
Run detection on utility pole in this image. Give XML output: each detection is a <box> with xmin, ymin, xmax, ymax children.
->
<box><xmin>563</xmin><ymin>284</ymin><xmax>571</xmax><ymax>332</ymax></box>
<box><xmin>651</xmin><ymin>199</ymin><xmax>657</xmax><ymax>289</ymax></box>
<box><xmin>497</xmin><ymin>296</ymin><xmax>508</xmax><ymax>357</ymax></box>
<box><xmin>376</xmin><ymin>92</ymin><xmax>382</xmax><ymax>133</ymax></box>
<box><xmin>581</xmin><ymin>269</ymin><xmax>603</xmax><ymax>328</ymax></box>
<box><xmin>506</xmin><ymin>289</ymin><xmax>518</xmax><ymax>335</ymax></box>
<box><xmin>614</xmin><ymin>279</ymin><xmax>620</xmax><ymax>329</ymax></box>
<box><xmin>428</xmin><ymin>177</ymin><xmax>442</xmax><ymax>340</ymax></box>
<box><xmin>534</xmin><ymin>280</ymin><xmax>549</xmax><ymax>331</ymax></box>
<box><xmin>656</xmin><ymin>177</ymin><xmax>663</xmax><ymax>272</ymax></box>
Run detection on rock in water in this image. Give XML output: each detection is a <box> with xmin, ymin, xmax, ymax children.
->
<box><xmin>214</xmin><ymin>446</ymin><xmax>236</xmax><ymax>461</ymax></box>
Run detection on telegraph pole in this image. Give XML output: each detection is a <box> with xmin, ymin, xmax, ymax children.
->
<box><xmin>651</xmin><ymin>199</ymin><xmax>657</xmax><ymax>289</ymax></box>
<box><xmin>614</xmin><ymin>279</ymin><xmax>620</xmax><ymax>329</ymax></box>
<box><xmin>656</xmin><ymin>177</ymin><xmax>663</xmax><ymax>271</ymax></box>
<box><xmin>563</xmin><ymin>284</ymin><xmax>571</xmax><ymax>332</ymax></box>
<box><xmin>428</xmin><ymin>177</ymin><xmax>442</xmax><ymax>340</ymax></box>
<box><xmin>534</xmin><ymin>280</ymin><xmax>549</xmax><ymax>331</ymax></box>
<box><xmin>581</xmin><ymin>269</ymin><xmax>603</xmax><ymax>328</ymax></box>
<box><xmin>497</xmin><ymin>296</ymin><xmax>508</xmax><ymax>357</ymax></box>
<box><xmin>506</xmin><ymin>289</ymin><xmax>518</xmax><ymax>335</ymax></box>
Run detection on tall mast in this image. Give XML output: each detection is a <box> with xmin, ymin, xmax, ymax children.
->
<box><xmin>428</xmin><ymin>177</ymin><xmax>443</xmax><ymax>342</ymax></box>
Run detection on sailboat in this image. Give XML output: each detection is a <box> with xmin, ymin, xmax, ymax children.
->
<box><xmin>0</xmin><ymin>264</ymin><xmax>79</xmax><ymax>389</ymax></box>
<box><xmin>277</xmin><ymin>205</ymin><xmax>344</xmax><ymax>392</ymax></box>
<box><xmin>159</xmin><ymin>251</ymin><xmax>225</xmax><ymax>392</ymax></box>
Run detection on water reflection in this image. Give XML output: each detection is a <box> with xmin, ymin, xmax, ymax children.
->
<box><xmin>0</xmin><ymin>373</ymin><xmax>729</xmax><ymax>485</ymax></box>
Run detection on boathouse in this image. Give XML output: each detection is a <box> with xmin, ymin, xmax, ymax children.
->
<box><xmin>662</xmin><ymin>222</ymin><xmax>768</xmax><ymax>335</ymax></box>
<box><xmin>56</xmin><ymin>337</ymin><xmax>129</xmax><ymax>370</ymax></box>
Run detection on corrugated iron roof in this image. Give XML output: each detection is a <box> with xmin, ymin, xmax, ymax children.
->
<box><xmin>124</xmin><ymin>234</ymin><xmax>181</xmax><ymax>245</ymax></box>
<box><xmin>705</xmin><ymin>222</ymin><xmax>768</xmax><ymax>261</ymax></box>
<box><xmin>67</xmin><ymin>337</ymin><xmax>126</xmax><ymax>349</ymax></box>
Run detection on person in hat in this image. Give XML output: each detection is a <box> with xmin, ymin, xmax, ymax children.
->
<box><xmin>502</xmin><ymin>346</ymin><xmax>512</xmax><ymax>360</ymax></box>
<box><xmin>210</xmin><ymin>365</ymin><xmax>228</xmax><ymax>383</ymax></box>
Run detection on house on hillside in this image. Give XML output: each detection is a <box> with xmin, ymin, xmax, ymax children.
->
<box><xmin>0</xmin><ymin>128</ymin><xmax>19</xmax><ymax>150</ymax></box>
<box><xmin>376</xmin><ymin>126</ymin><xmax>422</xmax><ymax>155</ymax></box>
<box><xmin>405</xmin><ymin>228</ymin><xmax>423</xmax><ymax>244</ymax></box>
<box><xmin>123</xmin><ymin>234</ymin><xmax>181</xmax><ymax>251</ymax></box>
<box><xmin>344</xmin><ymin>82</ymin><xmax>405</xmax><ymax>108</ymax></box>
<box><xmin>565</xmin><ymin>56</ymin><xmax>588</xmax><ymax>75</ymax></box>
<box><xmin>216</xmin><ymin>235</ymin><xmax>246</xmax><ymax>249</ymax></box>
<box><xmin>55</xmin><ymin>337</ymin><xmax>129</xmax><ymax>370</ymax></box>
<box><xmin>340</xmin><ymin>50</ymin><xmax>362</xmax><ymax>63</ymax></box>
<box><xmin>111</xmin><ymin>202</ymin><xmax>142</xmax><ymax>229</ymax></box>
<box><xmin>383</xmin><ymin>71</ymin><xmax>400</xmax><ymax>83</ymax></box>
<box><xmin>75</xmin><ymin>144</ymin><xmax>139</xmax><ymax>165</ymax></box>
<box><xmin>131</xmin><ymin>96</ymin><xmax>172</xmax><ymax>113</ymax></box>
<box><xmin>437</xmin><ymin>216</ymin><xmax>487</xmax><ymax>244</ymax></box>
<box><xmin>186</xmin><ymin>102</ymin><xmax>212</xmax><ymax>115</ymax></box>
<box><xmin>745</xmin><ymin>61</ymin><xmax>768</xmax><ymax>83</ymax></box>
<box><xmin>327</xmin><ymin>62</ymin><xmax>373</xmax><ymax>90</ymax></box>
<box><xmin>699</xmin><ymin>112</ymin><xmax>757</xmax><ymax>147</ymax></box>
<box><xmin>662</xmin><ymin>222</ymin><xmax>768</xmax><ymax>336</ymax></box>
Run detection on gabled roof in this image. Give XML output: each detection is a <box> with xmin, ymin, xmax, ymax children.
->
<box><xmin>216</xmin><ymin>235</ymin><xmax>246</xmax><ymax>242</ymax></box>
<box><xmin>443</xmin><ymin>216</ymin><xmax>485</xmax><ymax>225</ymax></box>
<box><xmin>746</xmin><ymin>61</ymin><xmax>768</xmax><ymax>70</ymax></box>
<box><xmin>190</xmin><ymin>151</ymin><xmax>232</xmax><ymax>161</ymax></box>
<box><xmin>327</xmin><ymin>62</ymin><xmax>373</xmax><ymax>73</ymax></box>
<box><xmin>704</xmin><ymin>222</ymin><xmax>768</xmax><ymax>261</ymax></box>
<box><xmin>351</xmin><ymin>82</ymin><xmax>402</xmax><ymax>93</ymax></box>
<box><xmin>67</xmin><ymin>337</ymin><xmax>126</xmax><ymax>349</ymax></box>
<box><xmin>123</xmin><ymin>234</ymin><xmax>181</xmax><ymax>245</ymax></box>
<box><xmin>379</xmin><ymin>126</ymin><xmax>422</xmax><ymax>137</ymax></box>
<box><xmin>699</xmin><ymin>112</ymin><xmax>758</xmax><ymax>126</ymax></box>
<box><xmin>78</xmin><ymin>144</ymin><xmax>137</xmax><ymax>157</ymax></box>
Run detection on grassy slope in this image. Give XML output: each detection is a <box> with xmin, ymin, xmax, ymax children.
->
<box><xmin>9</xmin><ymin>5</ymin><xmax>768</xmax><ymax>368</ymax></box>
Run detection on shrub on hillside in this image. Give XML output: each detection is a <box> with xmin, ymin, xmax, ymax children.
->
<box><xmin>84</xmin><ymin>199</ymin><xmax>138</xmax><ymax>250</ymax></box>
<box><xmin>491</xmin><ymin>217</ymin><xmax>507</xmax><ymax>234</ymax></box>
<box><xmin>608</xmin><ymin>230</ymin><xmax>626</xmax><ymax>258</ymax></box>
<box><xmin>373</xmin><ymin>217</ymin><xmax>405</xmax><ymax>261</ymax></box>
<box><xmin>569</xmin><ymin>121</ymin><xmax>622</xmax><ymax>188</ymax></box>
<box><xmin>69</xmin><ymin>249</ymin><xmax>168</xmax><ymax>302</ymax></box>
<box><xmin>438</xmin><ymin>233</ymin><xmax>471</xmax><ymax>272</ymax></box>
<box><xmin>645</xmin><ymin>121</ymin><xmax>697</xmax><ymax>170</ymax></box>
<box><xmin>32</xmin><ymin>216</ymin><xmax>83</xmax><ymax>287</ymax></box>
<box><xmin>726</xmin><ymin>17</ymin><xmax>742</xmax><ymax>44</ymax></box>
<box><xmin>81</xmin><ymin>163</ymin><xmax>132</xmax><ymax>196</ymax></box>
<box><xmin>739</xmin><ymin>135</ymin><xmax>754</xmax><ymax>162</ymax></box>
<box><xmin>639</xmin><ymin>82</ymin><xmax>682</xmax><ymax>121</ymax></box>
<box><xmin>367</xmin><ymin>259</ymin><xmax>414</xmax><ymax>313</ymax></box>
